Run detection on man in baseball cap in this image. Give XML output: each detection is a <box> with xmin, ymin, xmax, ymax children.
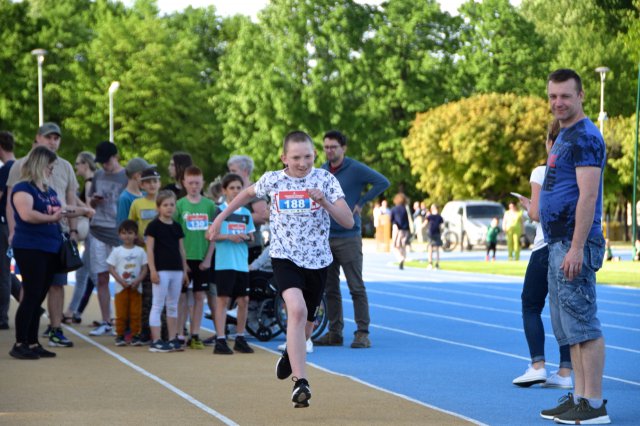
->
<box><xmin>6</xmin><ymin>121</ymin><xmax>83</xmax><ymax>348</ymax></box>
<box><xmin>37</xmin><ymin>122</ymin><xmax>61</xmax><ymax>137</ymax></box>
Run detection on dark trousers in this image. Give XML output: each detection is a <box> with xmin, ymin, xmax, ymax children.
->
<box><xmin>13</xmin><ymin>248</ymin><xmax>59</xmax><ymax>344</ymax></box>
<box><xmin>521</xmin><ymin>245</ymin><xmax>571</xmax><ymax>368</ymax></box>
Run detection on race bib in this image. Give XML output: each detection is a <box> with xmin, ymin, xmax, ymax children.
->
<box><xmin>185</xmin><ymin>213</ymin><xmax>209</xmax><ymax>231</ymax></box>
<box><xmin>276</xmin><ymin>190</ymin><xmax>313</xmax><ymax>214</ymax></box>
<box><xmin>227</xmin><ymin>222</ymin><xmax>247</xmax><ymax>235</ymax></box>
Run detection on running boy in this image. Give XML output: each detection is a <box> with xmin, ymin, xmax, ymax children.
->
<box><xmin>145</xmin><ymin>190</ymin><xmax>189</xmax><ymax>353</ymax></box>
<box><xmin>107</xmin><ymin>220</ymin><xmax>148</xmax><ymax>346</ymax></box>
<box><xmin>175</xmin><ymin>166</ymin><xmax>216</xmax><ymax>349</ymax></box>
<box><xmin>207</xmin><ymin>131</ymin><xmax>354</xmax><ymax>408</ymax></box>
<box><xmin>210</xmin><ymin>173</ymin><xmax>255</xmax><ymax>355</ymax></box>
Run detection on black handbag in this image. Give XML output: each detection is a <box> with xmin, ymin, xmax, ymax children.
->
<box><xmin>58</xmin><ymin>233</ymin><xmax>83</xmax><ymax>273</ymax></box>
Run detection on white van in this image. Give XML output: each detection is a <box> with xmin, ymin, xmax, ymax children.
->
<box><xmin>441</xmin><ymin>200</ymin><xmax>505</xmax><ymax>250</ymax></box>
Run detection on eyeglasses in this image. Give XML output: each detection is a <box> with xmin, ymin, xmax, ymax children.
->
<box><xmin>323</xmin><ymin>145</ymin><xmax>341</xmax><ymax>151</ymax></box>
<box><xmin>75</xmin><ymin>162</ymin><xmax>83</xmax><ymax>166</ymax></box>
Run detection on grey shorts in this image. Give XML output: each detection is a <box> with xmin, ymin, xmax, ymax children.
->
<box><xmin>547</xmin><ymin>235</ymin><xmax>605</xmax><ymax>346</ymax></box>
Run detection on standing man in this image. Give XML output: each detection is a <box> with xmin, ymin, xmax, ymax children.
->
<box><xmin>314</xmin><ymin>130</ymin><xmax>389</xmax><ymax>348</ymax></box>
<box><xmin>0</xmin><ymin>131</ymin><xmax>21</xmax><ymax>329</ymax></box>
<box><xmin>539</xmin><ymin>69</ymin><xmax>610</xmax><ymax>424</ymax></box>
<box><xmin>227</xmin><ymin>155</ymin><xmax>269</xmax><ymax>262</ymax></box>
<box><xmin>6</xmin><ymin>123</ymin><xmax>83</xmax><ymax>347</ymax></box>
<box><xmin>88</xmin><ymin>141</ymin><xmax>127</xmax><ymax>336</ymax></box>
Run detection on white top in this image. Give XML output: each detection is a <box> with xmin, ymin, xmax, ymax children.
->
<box><xmin>530</xmin><ymin>166</ymin><xmax>547</xmax><ymax>252</ymax></box>
<box><xmin>106</xmin><ymin>245</ymin><xmax>148</xmax><ymax>293</ymax></box>
<box><xmin>254</xmin><ymin>168</ymin><xmax>345</xmax><ymax>269</ymax></box>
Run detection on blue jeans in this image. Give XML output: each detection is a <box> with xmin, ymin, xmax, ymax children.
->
<box><xmin>521</xmin><ymin>246</ymin><xmax>571</xmax><ymax>368</ymax></box>
<box><xmin>548</xmin><ymin>236</ymin><xmax>605</xmax><ymax>347</ymax></box>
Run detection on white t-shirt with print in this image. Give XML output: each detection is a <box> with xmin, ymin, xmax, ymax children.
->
<box><xmin>530</xmin><ymin>165</ymin><xmax>547</xmax><ymax>252</ymax></box>
<box><xmin>254</xmin><ymin>168</ymin><xmax>345</xmax><ymax>269</ymax></box>
<box><xmin>106</xmin><ymin>245</ymin><xmax>148</xmax><ymax>293</ymax></box>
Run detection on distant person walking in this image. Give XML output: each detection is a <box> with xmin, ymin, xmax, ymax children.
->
<box><xmin>503</xmin><ymin>202</ymin><xmax>523</xmax><ymax>260</ymax></box>
<box><xmin>390</xmin><ymin>193</ymin><xmax>410</xmax><ymax>270</ymax></box>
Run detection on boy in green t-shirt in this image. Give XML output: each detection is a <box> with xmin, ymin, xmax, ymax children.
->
<box><xmin>486</xmin><ymin>217</ymin><xmax>500</xmax><ymax>262</ymax></box>
<box><xmin>175</xmin><ymin>166</ymin><xmax>216</xmax><ymax>349</ymax></box>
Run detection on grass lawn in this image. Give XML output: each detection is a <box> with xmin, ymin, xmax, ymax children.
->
<box><xmin>405</xmin><ymin>259</ymin><xmax>640</xmax><ymax>288</ymax></box>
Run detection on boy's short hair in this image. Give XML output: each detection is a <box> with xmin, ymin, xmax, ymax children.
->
<box><xmin>118</xmin><ymin>219</ymin><xmax>138</xmax><ymax>234</ymax></box>
<box><xmin>221</xmin><ymin>173</ymin><xmax>244</xmax><ymax>189</ymax></box>
<box><xmin>183</xmin><ymin>165</ymin><xmax>203</xmax><ymax>178</ymax></box>
<box><xmin>283</xmin><ymin>130</ymin><xmax>313</xmax><ymax>153</ymax></box>
<box><xmin>0</xmin><ymin>131</ymin><xmax>15</xmax><ymax>152</ymax></box>
<box><xmin>156</xmin><ymin>190</ymin><xmax>176</xmax><ymax>207</ymax></box>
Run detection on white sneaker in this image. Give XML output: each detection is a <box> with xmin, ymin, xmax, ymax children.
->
<box><xmin>277</xmin><ymin>339</ymin><xmax>314</xmax><ymax>354</ymax></box>
<box><xmin>89</xmin><ymin>322</ymin><xmax>113</xmax><ymax>336</ymax></box>
<box><xmin>512</xmin><ymin>364</ymin><xmax>547</xmax><ymax>387</ymax></box>
<box><xmin>542</xmin><ymin>371</ymin><xmax>573</xmax><ymax>389</ymax></box>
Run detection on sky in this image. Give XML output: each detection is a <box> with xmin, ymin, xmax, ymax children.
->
<box><xmin>145</xmin><ymin>0</ymin><xmax>521</xmax><ymax>18</ymax></box>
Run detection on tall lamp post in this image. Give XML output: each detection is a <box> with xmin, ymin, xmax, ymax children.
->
<box><xmin>595</xmin><ymin>66</ymin><xmax>610</xmax><ymax>237</ymax></box>
<box><xmin>31</xmin><ymin>48</ymin><xmax>48</xmax><ymax>126</ymax></box>
<box><xmin>595</xmin><ymin>66</ymin><xmax>610</xmax><ymax>135</ymax></box>
<box><xmin>108</xmin><ymin>81</ymin><xmax>120</xmax><ymax>143</ymax></box>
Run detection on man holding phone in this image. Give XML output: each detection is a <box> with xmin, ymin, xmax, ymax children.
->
<box><xmin>87</xmin><ymin>141</ymin><xmax>127</xmax><ymax>336</ymax></box>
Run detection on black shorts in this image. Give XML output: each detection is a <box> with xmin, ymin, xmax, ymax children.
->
<box><xmin>271</xmin><ymin>258</ymin><xmax>327</xmax><ymax>322</ymax></box>
<box><xmin>184</xmin><ymin>259</ymin><xmax>211</xmax><ymax>293</ymax></box>
<box><xmin>427</xmin><ymin>232</ymin><xmax>443</xmax><ymax>247</ymax></box>
<box><xmin>215</xmin><ymin>270</ymin><xmax>249</xmax><ymax>298</ymax></box>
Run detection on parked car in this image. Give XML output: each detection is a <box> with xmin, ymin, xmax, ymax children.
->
<box><xmin>441</xmin><ymin>200</ymin><xmax>506</xmax><ymax>250</ymax></box>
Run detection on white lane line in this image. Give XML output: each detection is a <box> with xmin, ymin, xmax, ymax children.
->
<box><xmin>366</xmin><ymin>302</ymin><xmax>640</xmax><ymax>354</ymax></box>
<box><xmin>253</xmin><ymin>346</ymin><xmax>488</xmax><ymax>426</ymax></box>
<box><xmin>365</xmin><ymin>276</ymin><xmax>640</xmax><ymax>310</ymax></box>
<box><xmin>364</xmin><ymin>287</ymin><xmax>640</xmax><ymax>331</ymax></box>
<box><xmin>366</xmin><ymin>287</ymin><xmax>640</xmax><ymax>319</ymax></box>
<box><xmin>64</xmin><ymin>326</ymin><xmax>238</xmax><ymax>426</ymax></box>
<box><xmin>355</xmin><ymin>321</ymin><xmax>640</xmax><ymax>387</ymax></box>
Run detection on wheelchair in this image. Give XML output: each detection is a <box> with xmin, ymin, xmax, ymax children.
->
<box><xmin>225</xmin><ymin>270</ymin><xmax>328</xmax><ymax>342</ymax></box>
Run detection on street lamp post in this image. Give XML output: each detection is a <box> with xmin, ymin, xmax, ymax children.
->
<box><xmin>31</xmin><ymin>48</ymin><xmax>48</xmax><ymax>126</ymax></box>
<box><xmin>108</xmin><ymin>81</ymin><xmax>120</xmax><ymax>142</ymax></box>
<box><xmin>595</xmin><ymin>67</ymin><xmax>610</xmax><ymax>135</ymax></box>
<box><xmin>595</xmin><ymin>66</ymin><xmax>610</xmax><ymax>237</ymax></box>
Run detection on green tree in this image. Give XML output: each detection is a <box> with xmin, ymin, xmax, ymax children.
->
<box><xmin>455</xmin><ymin>0</ymin><xmax>550</xmax><ymax>96</ymax></box>
<box><xmin>521</xmin><ymin>0</ymin><xmax>638</xmax><ymax>117</ymax></box>
<box><xmin>0</xmin><ymin>0</ymin><xmax>37</xmax><ymax>145</ymax></box>
<box><xmin>402</xmin><ymin>93</ymin><xmax>549</xmax><ymax>204</ymax></box>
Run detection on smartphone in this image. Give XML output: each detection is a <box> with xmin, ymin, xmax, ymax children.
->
<box><xmin>510</xmin><ymin>192</ymin><xmax>523</xmax><ymax>199</ymax></box>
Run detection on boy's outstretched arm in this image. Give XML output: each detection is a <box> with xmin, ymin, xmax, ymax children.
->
<box><xmin>307</xmin><ymin>189</ymin><xmax>354</xmax><ymax>230</ymax></box>
<box><xmin>206</xmin><ymin>184</ymin><xmax>257</xmax><ymax>241</ymax></box>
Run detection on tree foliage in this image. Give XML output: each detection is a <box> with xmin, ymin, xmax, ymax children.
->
<box><xmin>402</xmin><ymin>93</ymin><xmax>549</xmax><ymax>204</ymax></box>
<box><xmin>0</xmin><ymin>0</ymin><xmax>638</xmax><ymax>225</ymax></box>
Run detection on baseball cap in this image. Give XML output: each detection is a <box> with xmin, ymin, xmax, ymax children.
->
<box><xmin>140</xmin><ymin>167</ymin><xmax>161</xmax><ymax>181</ymax></box>
<box><xmin>37</xmin><ymin>122</ymin><xmax>61</xmax><ymax>137</ymax></box>
<box><xmin>125</xmin><ymin>157</ymin><xmax>154</xmax><ymax>178</ymax></box>
<box><xmin>95</xmin><ymin>141</ymin><xmax>118</xmax><ymax>163</ymax></box>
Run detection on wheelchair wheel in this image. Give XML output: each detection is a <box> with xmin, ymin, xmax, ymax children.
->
<box><xmin>274</xmin><ymin>293</ymin><xmax>329</xmax><ymax>341</ymax></box>
<box><xmin>246</xmin><ymin>298</ymin><xmax>283</xmax><ymax>342</ymax></box>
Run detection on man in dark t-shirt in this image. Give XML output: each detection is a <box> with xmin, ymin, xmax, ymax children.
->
<box><xmin>538</xmin><ymin>69</ymin><xmax>609</xmax><ymax>424</ymax></box>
